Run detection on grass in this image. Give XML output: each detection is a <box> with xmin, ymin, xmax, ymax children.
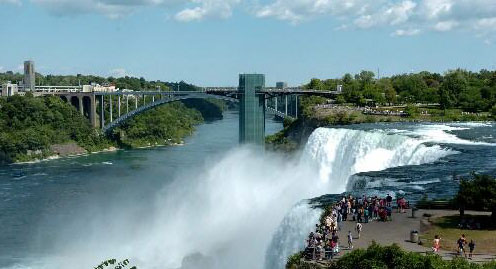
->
<box><xmin>421</xmin><ymin>214</ymin><xmax>496</xmax><ymax>254</ymax></box>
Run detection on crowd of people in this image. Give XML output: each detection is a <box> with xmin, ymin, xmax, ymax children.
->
<box><xmin>303</xmin><ymin>194</ymin><xmax>409</xmax><ymax>261</ymax></box>
<box><xmin>301</xmin><ymin>193</ymin><xmax>483</xmax><ymax>263</ymax></box>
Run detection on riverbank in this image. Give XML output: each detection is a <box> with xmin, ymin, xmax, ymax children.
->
<box><xmin>0</xmin><ymin>95</ymin><xmax>226</xmax><ymax>165</ymax></box>
<box><xmin>266</xmin><ymin>104</ymin><xmax>495</xmax><ymax>152</ymax></box>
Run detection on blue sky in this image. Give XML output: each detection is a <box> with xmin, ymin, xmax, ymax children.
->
<box><xmin>1</xmin><ymin>0</ymin><xmax>495</xmax><ymax>86</ymax></box>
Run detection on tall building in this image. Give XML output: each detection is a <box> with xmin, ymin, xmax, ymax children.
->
<box><xmin>239</xmin><ymin>74</ymin><xmax>266</xmax><ymax>147</ymax></box>
<box><xmin>276</xmin><ymin>82</ymin><xmax>288</xmax><ymax>89</ymax></box>
<box><xmin>23</xmin><ymin>60</ymin><xmax>35</xmax><ymax>91</ymax></box>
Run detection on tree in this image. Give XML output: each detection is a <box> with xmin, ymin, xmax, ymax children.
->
<box><xmin>308</xmin><ymin>78</ymin><xmax>323</xmax><ymax>90</ymax></box>
<box><xmin>439</xmin><ymin>71</ymin><xmax>468</xmax><ymax>109</ymax></box>
<box><xmin>455</xmin><ymin>174</ymin><xmax>496</xmax><ymax>220</ymax></box>
<box><xmin>384</xmin><ymin>87</ymin><xmax>397</xmax><ymax>105</ymax></box>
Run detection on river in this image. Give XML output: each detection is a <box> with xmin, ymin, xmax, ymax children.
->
<box><xmin>0</xmin><ymin>111</ymin><xmax>495</xmax><ymax>269</ymax></box>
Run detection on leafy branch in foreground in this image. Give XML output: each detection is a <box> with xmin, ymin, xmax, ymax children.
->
<box><xmin>94</xmin><ymin>258</ymin><xmax>136</xmax><ymax>269</ymax></box>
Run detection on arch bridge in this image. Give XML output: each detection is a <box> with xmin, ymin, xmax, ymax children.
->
<box><xmin>49</xmin><ymin>74</ymin><xmax>339</xmax><ymax>147</ymax></box>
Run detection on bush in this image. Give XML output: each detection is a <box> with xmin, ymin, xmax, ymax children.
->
<box><xmin>286</xmin><ymin>252</ymin><xmax>303</xmax><ymax>269</ymax></box>
<box><xmin>327</xmin><ymin>243</ymin><xmax>496</xmax><ymax>269</ymax></box>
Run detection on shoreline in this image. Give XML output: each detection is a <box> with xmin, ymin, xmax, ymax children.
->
<box><xmin>13</xmin><ymin>146</ymin><xmax>120</xmax><ymax>165</ymax></box>
<box><xmin>13</xmin><ymin>140</ymin><xmax>188</xmax><ymax>165</ymax></box>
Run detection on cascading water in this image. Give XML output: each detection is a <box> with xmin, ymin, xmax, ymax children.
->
<box><xmin>264</xmin><ymin>126</ymin><xmax>460</xmax><ymax>268</ymax></box>
<box><xmin>264</xmin><ymin>203</ymin><xmax>322</xmax><ymax>269</ymax></box>
<box><xmin>6</xmin><ymin>124</ymin><xmax>488</xmax><ymax>269</ymax></box>
<box><xmin>303</xmin><ymin>127</ymin><xmax>455</xmax><ymax>193</ymax></box>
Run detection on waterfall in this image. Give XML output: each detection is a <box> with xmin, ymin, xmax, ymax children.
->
<box><xmin>303</xmin><ymin>127</ymin><xmax>455</xmax><ymax>193</ymax></box>
<box><xmin>264</xmin><ymin>202</ymin><xmax>322</xmax><ymax>269</ymax></box>
<box><xmin>265</xmin><ymin>126</ymin><xmax>457</xmax><ymax>268</ymax></box>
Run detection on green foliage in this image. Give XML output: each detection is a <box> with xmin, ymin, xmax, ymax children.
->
<box><xmin>300</xmin><ymin>96</ymin><xmax>327</xmax><ymax>117</ymax></box>
<box><xmin>328</xmin><ymin>243</ymin><xmax>496</xmax><ymax>269</ymax></box>
<box><xmin>283</xmin><ymin>117</ymin><xmax>296</xmax><ymax>128</ymax></box>
<box><xmin>491</xmin><ymin>105</ymin><xmax>496</xmax><ymax>119</ymax></box>
<box><xmin>454</xmin><ymin>174</ymin><xmax>496</xmax><ymax>219</ymax></box>
<box><xmin>303</xmin><ymin>69</ymin><xmax>496</xmax><ymax>113</ymax></box>
<box><xmin>113</xmin><ymin>102</ymin><xmax>203</xmax><ymax>148</ymax></box>
<box><xmin>181</xmin><ymin>98</ymin><xmax>225</xmax><ymax>120</ymax></box>
<box><xmin>286</xmin><ymin>252</ymin><xmax>303</xmax><ymax>269</ymax></box>
<box><xmin>93</xmin><ymin>258</ymin><xmax>136</xmax><ymax>269</ymax></box>
<box><xmin>324</xmin><ymin>110</ymin><xmax>358</xmax><ymax>125</ymax></box>
<box><xmin>0</xmin><ymin>95</ymin><xmax>112</xmax><ymax>163</ymax></box>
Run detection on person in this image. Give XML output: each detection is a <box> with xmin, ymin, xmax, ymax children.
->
<box><xmin>347</xmin><ymin>231</ymin><xmax>353</xmax><ymax>249</ymax></box>
<box><xmin>356</xmin><ymin>222</ymin><xmax>362</xmax><ymax>239</ymax></box>
<box><xmin>332</xmin><ymin>232</ymin><xmax>340</xmax><ymax>254</ymax></box>
<box><xmin>386</xmin><ymin>194</ymin><xmax>392</xmax><ymax>207</ymax></box>
<box><xmin>432</xmin><ymin>235</ymin><xmax>441</xmax><ymax>253</ymax></box>
<box><xmin>457</xmin><ymin>234</ymin><xmax>467</xmax><ymax>258</ymax></box>
<box><xmin>325</xmin><ymin>239</ymin><xmax>333</xmax><ymax>260</ymax></box>
<box><xmin>364</xmin><ymin>207</ymin><xmax>369</xmax><ymax>223</ymax></box>
<box><xmin>469</xmin><ymin>240</ymin><xmax>475</xmax><ymax>259</ymax></box>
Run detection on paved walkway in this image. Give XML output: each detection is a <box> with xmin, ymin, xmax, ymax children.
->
<box><xmin>324</xmin><ymin>209</ymin><xmax>496</xmax><ymax>264</ymax></box>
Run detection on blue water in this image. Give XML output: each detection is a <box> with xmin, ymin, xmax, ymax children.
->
<box><xmin>0</xmin><ymin>114</ymin><xmax>494</xmax><ymax>269</ymax></box>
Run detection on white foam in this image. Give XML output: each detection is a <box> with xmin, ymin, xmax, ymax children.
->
<box><xmin>303</xmin><ymin>128</ymin><xmax>454</xmax><ymax>193</ymax></box>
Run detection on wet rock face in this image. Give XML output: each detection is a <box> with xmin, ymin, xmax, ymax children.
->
<box><xmin>50</xmin><ymin>142</ymin><xmax>87</xmax><ymax>156</ymax></box>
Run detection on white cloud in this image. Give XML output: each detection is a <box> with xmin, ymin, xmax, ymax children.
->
<box><xmin>0</xmin><ymin>66</ymin><xmax>4</xmax><ymax>72</ymax></box>
<box><xmin>25</xmin><ymin>0</ymin><xmax>496</xmax><ymax>41</ymax></box>
<box><xmin>255</xmin><ymin>0</ymin><xmax>376</xmax><ymax>24</ymax></box>
<box><xmin>419</xmin><ymin>0</ymin><xmax>453</xmax><ymax>19</ymax></box>
<box><xmin>175</xmin><ymin>0</ymin><xmax>240</xmax><ymax>22</ymax></box>
<box><xmin>31</xmin><ymin>0</ymin><xmax>157</xmax><ymax>18</ymax></box>
<box><xmin>391</xmin><ymin>28</ymin><xmax>421</xmax><ymax>36</ymax></box>
<box><xmin>474</xmin><ymin>17</ymin><xmax>496</xmax><ymax>30</ymax></box>
<box><xmin>433</xmin><ymin>20</ymin><xmax>458</xmax><ymax>31</ymax></box>
<box><xmin>255</xmin><ymin>0</ymin><xmax>496</xmax><ymax>39</ymax></box>
<box><xmin>31</xmin><ymin>0</ymin><xmax>240</xmax><ymax>20</ymax></box>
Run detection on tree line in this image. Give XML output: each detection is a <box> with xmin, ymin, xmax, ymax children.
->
<box><xmin>306</xmin><ymin>69</ymin><xmax>496</xmax><ymax>113</ymax></box>
<box><xmin>0</xmin><ymin>72</ymin><xmax>199</xmax><ymax>92</ymax></box>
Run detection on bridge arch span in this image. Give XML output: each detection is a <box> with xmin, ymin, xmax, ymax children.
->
<box><xmin>102</xmin><ymin>93</ymin><xmax>238</xmax><ymax>134</ymax></box>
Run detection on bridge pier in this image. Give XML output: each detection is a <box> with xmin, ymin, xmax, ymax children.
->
<box><xmin>90</xmin><ymin>95</ymin><xmax>98</xmax><ymax>128</ymax></box>
<box><xmin>78</xmin><ymin>96</ymin><xmax>83</xmax><ymax>116</ymax></box>
<box><xmin>118</xmin><ymin>95</ymin><xmax>121</xmax><ymax>117</ymax></box>
<box><xmin>295</xmin><ymin>95</ymin><xmax>298</xmax><ymax>118</ymax></box>
<box><xmin>285</xmin><ymin>95</ymin><xmax>288</xmax><ymax>116</ymax></box>
<box><xmin>109</xmin><ymin>95</ymin><xmax>113</xmax><ymax>123</ymax></box>
<box><xmin>100</xmin><ymin>95</ymin><xmax>105</xmax><ymax>129</ymax></box>
<box><xmin>239</xmin><ymin>74</ymin><xmax>265</xmax><ymax>147</ymax></box>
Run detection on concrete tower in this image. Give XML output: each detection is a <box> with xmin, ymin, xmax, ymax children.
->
<box><xmin>238</xmin><ymin>74</ymin><xmax>266</xmax><ymax>147</ymax></box>
<box><xmin>23</xmin><ymin>60</ymin><xmax>35</xmax><ymax>91</ymax></box>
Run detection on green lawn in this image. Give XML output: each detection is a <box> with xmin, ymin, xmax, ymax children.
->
<box><xmin>421</xmin><ymin>214</ymin><xmax>496</xmax><ymax>254</ymax></box>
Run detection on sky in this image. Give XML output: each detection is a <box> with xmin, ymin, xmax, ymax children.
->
<box><xmin>0</xmin><ymin>0</ymin><xmax>495</xmax><ymax>86</ymax></box>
